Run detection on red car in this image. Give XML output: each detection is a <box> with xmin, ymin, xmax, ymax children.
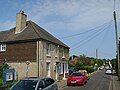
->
<box><xmin>67</xmin><ymin>72</ymin><xmax>87</xmax><ymax>86</ymax></box>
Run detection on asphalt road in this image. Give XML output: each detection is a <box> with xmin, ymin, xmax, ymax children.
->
<box><xmin>62</xmin><ymin>70</ymin><xmax>112</xmax><ymax>90</ymax></box>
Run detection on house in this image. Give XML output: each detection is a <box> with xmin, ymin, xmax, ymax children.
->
<box><xmin>0</xmin><ymin>11</ymin><xmax>70</xmax><ymax>80</ymax></box>
<box><xmin>69</xmin><ymin>55</ymin><xmax>78</xmax><ymax>65</ymax></box>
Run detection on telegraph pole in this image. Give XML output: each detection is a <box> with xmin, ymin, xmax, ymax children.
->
<box><xmin>113</xmin><ymin>11</ymin><xmax>120</xmax><ymax>80</ymax></box>
<box><xmin>96</xmin><ymin>49</ymin><xmax>98</xmax><ymax>59</ymax></box>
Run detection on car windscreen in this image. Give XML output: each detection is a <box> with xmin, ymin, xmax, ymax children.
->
<box><xmin>71</xmin><ymin>73</ymin><xmax>83</xmax><ymax>76</ymax></box>
<box><xmin>10</xmin><ymin>80</ymin><xmax>38</xmax><ymax>90</ymax></box>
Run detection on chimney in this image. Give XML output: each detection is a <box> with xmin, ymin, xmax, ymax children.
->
<box><xmin>15</xmin><ymin>11</ymin><xmax>27</xmax><ymax>33</ymax></box>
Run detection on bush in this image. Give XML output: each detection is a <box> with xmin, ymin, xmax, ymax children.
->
<box><xmin>84</xmin><ymin>66</ymin><xmax>94</xmax><ymax>73</ymax></box>
<box><xmin>0</xmin><ymin>64</ymin><xmax>9</xmax><ymax>78</ymax></box>
<box><xmin>0</xmin><ymin>78</ymin><xmax>17</xmax><ymax>88</ymax></box>
<box><xmin>0</xmin><ymin>63</ymin><xmax>14</xmax><ymax>88</ymax></box>
<box><xmin>0</xmin><ymin>78</ymin><xmax>2</xmax><ymax>86</ymax></box>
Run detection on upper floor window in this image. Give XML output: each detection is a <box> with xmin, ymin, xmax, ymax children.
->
<box><xmin>0</xmin><ymin>44</ymin><xmax>6</xmax><ymax>52</ymax></box>
<box><xmin>55</xmin><ymin>45</ymin><xmax>58</xmax><ymax>57</ymax></box>
<box><xmin>46</xmin><ymin>43</ymin><xmax>50</xmax><ymax>56</ymax></box>
<box><xmin>62</xmin><ymin>47</ymin><xmax>65</xmax><ymax>58</ymax></box>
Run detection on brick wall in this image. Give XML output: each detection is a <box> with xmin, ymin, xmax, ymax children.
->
<box><xmin>0</xmin><ymin>41</ymin><xmax>37</xmax><ymax>62</ymax></box>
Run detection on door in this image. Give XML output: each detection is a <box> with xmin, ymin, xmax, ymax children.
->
<box><xmin>63</xmin><ymin>63</ymin><xmax>64</xmax><ymax>78</ymax></box>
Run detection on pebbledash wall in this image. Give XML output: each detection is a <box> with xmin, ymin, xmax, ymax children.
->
<box><xmin>8</xmin><ymin>62</ymin><xmax>38</xmax><ymax>79</ymax></box>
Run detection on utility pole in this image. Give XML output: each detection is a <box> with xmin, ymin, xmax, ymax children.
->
<box><xmin>96</xmin><ymin>49</ymin><xmax>98</xmax><ymax>59</ymax></box>
<box><xmin>113</xmin><ymin>11</ymin><xmax>120</xmax><ymax>80</ymax></box>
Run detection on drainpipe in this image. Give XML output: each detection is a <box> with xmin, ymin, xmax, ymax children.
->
<box><xmin>37</xmin><ymin>41</ymin><xmax>39</xmax><ymax>77</ymax></box>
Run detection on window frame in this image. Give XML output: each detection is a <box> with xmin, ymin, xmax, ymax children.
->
<box><xmin>62</xmin><ymin>47</ymin><xmax>65</xmax><ymax>58</ymax></box>
<box><xmin>58</xmin><ymin>63</ymin><xmax>63</xmax><ymax>74</ymax></box>
<box><xmin>64</xmin><ymin>63</ymin><xmax>68</xmax><ymax>73</ymax></box>
<box><xmin>0</xmin><ymin>44</ymin><xmax>6</xmax><ymax>52</ymax></box>
<box><xmin>55</xmin><ymin>45</ymin><xmax>58</xmax><ymax>57</ymax></box>
<box><xmin>46</xmin><ymin>43</ymin><xmax>51</xmax><ymax>56</ymax></box>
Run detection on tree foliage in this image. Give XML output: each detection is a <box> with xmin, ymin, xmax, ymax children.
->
<box><xmin>69</xmin><ymin>54</ymin><xmax>104</xmax><ymax>73</ymax></box>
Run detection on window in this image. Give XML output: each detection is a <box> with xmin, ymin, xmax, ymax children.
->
<box><xmin>37</xmin><ymin>80</ymin><xmax>45</xmax><ymax>90</ymax></box>
<box><xmin>46</xmin><ymin>43</ymin><xmax>50</xmax><ymax>56</ymax></box>
<box><xmin>12</xmin><ymin>80</ymin><xmax>38</xmax><ymax>90</ymax></box>
<box><xmin>64</xmin><ymin>63</ymin><xmax>68</xmax><ymax>72</ymax></box>
<box><xmin>0</xmin><ymin>44</ymin><xmax>6</xmax><ymax>51</ymax></box>
<box><xmin>71</xmin><ymin>72</ymin><xmax>83</xmax><ymax>76</ymax></box>
<box><xmin>62</xmin><ymin>47</ymin><xmax>65</xmax><ymax>58</ymax></box>
<box><xmin>48</xmin><ymin>78</ymin><xmax>55</xmax><ymax>84</ymax></box>
<box><xmin>58</xmin><ymin>63</ymin><xmax>62</xmax><ymax>74</ymax></box>
<box><xmin>43</xmin><ymin>78</ymin><xmax>51</xmax><ymax>87</ymax></box>
<box><xmin>55</xmin><ymin>45</ymin><xmax>58</xmax><ymax>57</ymax></box>
<box><xmin>46</xmin><ymin>62</ymin><xmax>50</xmax><ymax>77</ymax></box>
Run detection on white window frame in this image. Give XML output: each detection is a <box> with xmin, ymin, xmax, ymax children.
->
<box><xmin>64</xmin><ymin>63</ymin><xmax>68</xmax><ymax>73</ymax></box>
<box><xmin>0</xmin><ymin>44</ymin><xmax>6</xmax><ymax>52</ymax></box>
<box><xmin>58</xmin><ymin>63</ymin><xmax>63</xmax><ymax>74</ymax></box>
<box><xmin>55</xmin><ymin>45</ymin><xmax>58</xmax><ymax>57</ymax></box>
<box><xmin>62</xmin><ymin>47</ymin><xmax>65</xmax><ymax>58</ymax></box>
<box><xmin>46</xmin><ymin>43</ymin><xmax>50</xmax><ymax>56</ymax></box>
<box><xmin>46</xmin><ymin>62</ymin><xmax>51</xmax><ymax>77</ymax></box>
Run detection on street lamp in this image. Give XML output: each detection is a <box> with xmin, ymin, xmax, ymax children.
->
<box><xmin>25</xmin><ymin>61</ymin><xmax>30</xmax><ymax>77</ymax></box>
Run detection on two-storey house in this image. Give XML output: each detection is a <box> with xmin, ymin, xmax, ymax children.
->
<box><xmin>0</xmin><ymin>11</ymin><xmax>70</xmax><ymax>80</ymax></box>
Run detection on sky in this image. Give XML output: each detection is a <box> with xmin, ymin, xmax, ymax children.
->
<box><xmin>0</xmin><ymin>0</ymin><xmax>120</xmax><ymax>59</ymax></box>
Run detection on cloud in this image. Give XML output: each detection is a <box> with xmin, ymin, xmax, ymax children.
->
<box><xmin>24</xmin><ymin>0</ymin><xmax>116</xmax><ymax>32</ymax></box>
<box><xmin>0</xmin><ymin>21</ymin><xmax>15</xmax><ymax>31</ymax></box>
<box><xmin>0</xmin><ymin>0</ymin><xmax>118</xmax><ymax>59</ymax></box>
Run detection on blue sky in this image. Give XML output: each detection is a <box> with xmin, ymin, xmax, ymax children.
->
<box><xmin>0</xmin><ymin>0</ymin><xmax>120</xmax><ymax>59</ymax></box>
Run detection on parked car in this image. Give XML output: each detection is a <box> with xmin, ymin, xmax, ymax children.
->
<box><xmin>98</xmin><ymin>66</ymin><xmax>104</xmax><ymax>70</ymax></box>
<box><xmin>105</xmin><ymin>68</ymin><xmax>112</xmax><ymax>75</ymax></box>
<box><xmin>78</xmin><ymin>70</ymin><xmax>90</xmax><ymax>80</ymax></box>
<box><xmin>69</xmin><ymin>68</ymin><xmax>77</xmax><ymax>76</ymax></box>
<box><xmin>9</xmin><ymin>77</ymin><xmax>58</xmax><ymax>90</ymax></box>
<box><xmin>67</xmin><ymin>72</ymin><xmax>87</xmax><ymax>86</ymax></box>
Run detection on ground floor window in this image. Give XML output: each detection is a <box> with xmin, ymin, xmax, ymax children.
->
<box><xmin>46</xmin><ymin>62</ymin><xmax>50</xmax><ymax>77</ymax></box>
<box><xmin>58</xmin><ymin>63</ymin><xmax>62</xmax><ymax>74</ymax></box>
<box><xmin>58</xmin><ymin>62</ymin><xmax>68</xmax><ymax>74</ymax></box>
<box><xmin>64</xmin><ymin>63</ymin><xmax>68</xmax><ymax>73</ymax></box>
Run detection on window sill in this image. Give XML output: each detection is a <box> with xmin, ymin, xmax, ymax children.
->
<box><xmin>62</xmin><ymin>56</ymin><xmax>65</xmax><ymax>59</ymax></box>
<box><xmin>46</xmin><ymin>54</ymin><xmax>51</xmax><ymax>57</ymax></box>
<box><xmin>0</xmin><ymin>50</ymin><xmax>6</xmax><ymax>52</ymax></box>
<box><xmin>55</xmin><ymin>55</ymin><xmax>58</xmax><ymax>58</ymax></box>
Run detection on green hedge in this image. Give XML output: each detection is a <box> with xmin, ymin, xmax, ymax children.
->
<box><xmin>84</xmin><ymin>66</ymin><xmax>95</xmax><ymax>73</ymax></box>
<box><xmin>77</xmin><ymin>66</ymin><xmax>95</xmax><ymax>73</ymax></box>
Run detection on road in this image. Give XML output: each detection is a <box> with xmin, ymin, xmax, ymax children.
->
<box><xmin>62</xmin><ymin>70</ymin><xmax>112</xmax><ymax>90</ymax></box>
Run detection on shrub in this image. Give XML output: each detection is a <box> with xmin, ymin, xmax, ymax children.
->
<box><xmin>0</xmin><ymin>64</ymin><xmax>9</xmax><ymax>78</ymax></box>
<box><xmin>84</xmin><ymin>66</ymin><xmax>94</xmax><ymax>73</ymax></box>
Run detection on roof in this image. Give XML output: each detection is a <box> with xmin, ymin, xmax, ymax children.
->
<box><xmin>0</xmin><ymin>20</ymin><xmax>69</xmax><ymax>48</ymax></box>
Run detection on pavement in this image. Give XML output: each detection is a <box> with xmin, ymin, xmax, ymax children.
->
<box><xmin>110</xmin><ymin>75</ymin><xmax>120</xmax><ymax>90</ymax></box>
<box><xmin>57</xmin><ymin>80</ymin><xmax>67</xmax><ymax>90</ymax></box>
